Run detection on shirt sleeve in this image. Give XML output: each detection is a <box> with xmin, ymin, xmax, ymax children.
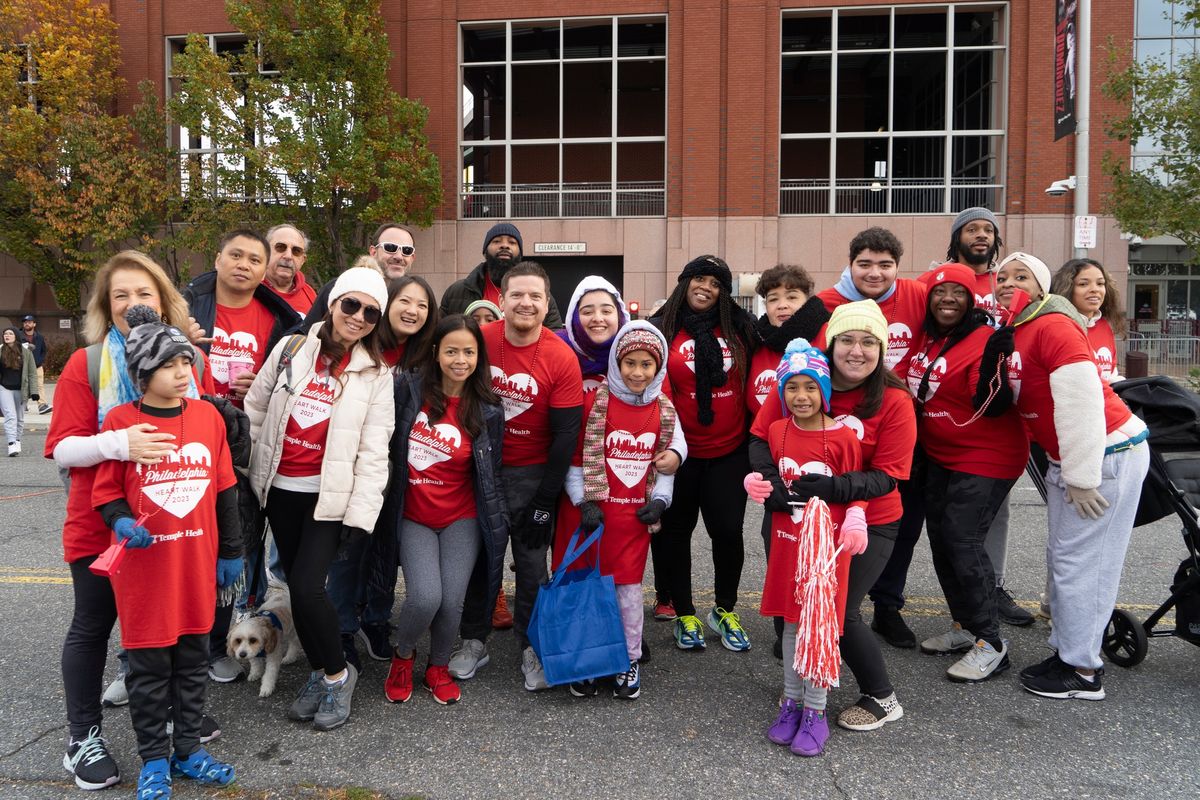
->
<box><xmin>868</xmin><ymin>390</ymin><xmax>916</xmax><ymax>481</ymax></box>
<box><xmin>45</xmin><ymin>350</ymin><xmax>99</xmax><ymax>457</ymax></box>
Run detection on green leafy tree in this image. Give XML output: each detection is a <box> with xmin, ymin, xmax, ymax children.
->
<box><xmin>1103</xmin><ymin>0</ymin><xmax>1200</xmax><ymax>261</ymax></box>
<box><xmin>0</xmin><ymin>0</ymin><xmax>179</xmax><ymax>313</ymax></box>
<box><xmin>169</xmin><ymin>0</ymin><xmax>442</xmax><ymax>283</ymax></box>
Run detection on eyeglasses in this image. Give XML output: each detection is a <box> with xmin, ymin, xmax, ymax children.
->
<box><xmin>273</xmin><ymin>242</ymin><xmax>306</xmax><ymax>258</ymax></box>
<box><xmin>338</xmin><ymin>297</ymin><xmax>381</xmax><ymax>325</ymax></box>
<box><xmin>378</xmin><ymin>242</ymin><xmax>415</xmax><ymax>257</ymax></box>
<box><xmin>835</xmin><ymin>334</ymin><xmax>881</xmax><ymax>351</ymax></box>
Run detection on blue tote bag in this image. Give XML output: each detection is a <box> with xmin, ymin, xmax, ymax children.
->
<box><xmin>528</xmin><ymin>525</ymin><xmax>630</xmax><ymax>686</ymax></box>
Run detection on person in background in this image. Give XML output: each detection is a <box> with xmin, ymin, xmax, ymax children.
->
<box><xmin>650</xmin><ymin>255</ymin><xmax>758</xmax><ymax>653</ymax></box>
<box><xmin>557</xmin><ymin>276</ymin><xmax>629</xmax><ymax>393</ymax></box>
<box><xmin>301</xmin><ymin>223</ymin><xmax>418</xmax><ymax>329</ymax></box>
<box><xmin>20</xmin><ymin>314</ymin><xmax>51</xmax><ymax>414</ymax></box>
<box><xmin>262</xmin><ymin>224</ymin><xmax>316</xmax><ymax>315</ymax></box>
<box><xmin>464</xmin><ymin>299</ymin><xmax>502</xmax><ymax>326</ymax></box>
<box><xmin>993</xmin><ymin>252</ymin><xmax>1149</xmax><ymax>701</ymax></box>
<box><xmin>440</xmin><ymin>223</ymin><xmax>564</xmax><ymax>328</ymax></box>
<box><xmin>1</xmin><ymin>327</ymin><xmax>38</xmax><ymax>455</ymax></box>
<box><xmin>940</xmin><ymin>207</ymin><xmax>1005</xmax><ymax>320</ymax></box>
<box><xmin>1051</xmin><ymin>258</ymin><xmax>1126</xmax><ymax>384</ymax></box>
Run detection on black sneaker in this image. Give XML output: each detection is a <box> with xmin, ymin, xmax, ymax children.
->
<box><xmin>871</xmin><ymin>605</ymin><xmax>916</xmax><ymax>649</ymax></box>
<box><xmin>569</xmin><ymin>679</ymin><xmax>598</xmax><ymax>698</ymax></box>
<box><xmin>1019</xmin><ymin>652</ymin><xmax>1064</xmax><ymax>681</ymax></box>
<box><xmin>997</xmin><ymin>586</ymin><xmax>1036</xmax><ymax>627</ymax></box>
<box><xmin>612</xmin><ymin>662</ymin><xmax>641</xmax><ymax>700</ymax></box>
<box><xmin>341</xmin><ymin>633</ymin><xmax>363</xmax><ymax>672</ymax></box>
<box><xmin>165</xmin><ymin>713</ymin><xmax>220</xmax><ymax>743</ymax></box>
<box><xmin>1020</xmin><ymin>663</ymin><xmax>1105</xmax><ymax>701</ymax></box>
<box><xmin>356</xmin><ymin>623</ymin><xmax>392</xmax><ymax>662</ymax></box>
<box><xmin>637</xmin><ymin>639</ymin><xmax>651</xmax><ymax>664</ymax></box>
<box><xmin>63</xmin><ymin>726</ymin><xmax>120</xmax><ymax>790</ymax></box>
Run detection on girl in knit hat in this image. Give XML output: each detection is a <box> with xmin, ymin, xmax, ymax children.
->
<box><xmin>750</xmin><ymin>299</ymin><xmax>912</xmax><ymax>734</ymax></box>
<box><xmin>91</xmin><ymin>305</ymin><xmax>241</xmax><ymax>797</ymax></box>
<box><xmin>745</xmin><ymin>338</ymin><xmax>867</xmax><ymax>756</ymax></box>
<box><xmin>463</xmin><ymin>299</ymin><xmax>502</xmax><ymax>326</ymax></box>
<box><xmin>554</xmin><ymin>321</ymin><xmax>682</xmax><ymax>700</ymax></box>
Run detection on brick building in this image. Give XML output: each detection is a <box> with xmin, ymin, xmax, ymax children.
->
<box><xmin>4</xmin><ymin>0</ymin><xmax>1152</xmax><ymax>326</ymax></box>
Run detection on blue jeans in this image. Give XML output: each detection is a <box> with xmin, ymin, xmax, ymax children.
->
<box><xmin>328</xmin><ymin>530</ymin><xmax>395</xmax><ymax>634</ymax></box>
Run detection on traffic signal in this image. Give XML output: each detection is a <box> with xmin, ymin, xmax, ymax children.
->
<box><xmin>629</xmin><ymin>300</ymin><xmax>640</xmax><ymax>320</ymax></box>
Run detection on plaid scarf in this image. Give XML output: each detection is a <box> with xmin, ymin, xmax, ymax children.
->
<box><xmin>581</xmin><ymin>384</ymin><xmax>677</xmax><ymax>502</ymax></box>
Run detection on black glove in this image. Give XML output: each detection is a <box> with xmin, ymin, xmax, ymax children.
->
<box><xmin>580</xmin><ymin>500</ymin><xmax>604</xmax><ymax>533</ymax></box>
<box><xmin>635</xmin><ymin>498</ymin><xmax>666</xmax><ymax>526</ymax></box>
<box><xmin>337</xmin><ymin>525</ymin><xmax>368</xmax><ymax>560</ymax></box>
<box><xmin>517</xmin><ymin>501</ymin><xmax>554</xmax><ymax>549</ymax></box>
<box><xmin>973</xmin><ymin>326</ymin><xmax>1016</xmax><ymax>416</ymax></box>
<box><xmin>202</xmin><ymin>394</ymin><xmax>251</xmax><ymax>467</ymax></box>
<box><xmin>790</xmin><ymin>474</ymin><xmax>838</xmax><ymax>502</ymax></box>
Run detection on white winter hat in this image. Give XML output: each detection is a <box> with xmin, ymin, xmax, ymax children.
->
<box><xmin>996</xmin><ymin>252</ymin><xmax>1051</xmax><ymax>297</ymax></box>
<box><xmin>328</xmin><ymin>267</ymin><xmax>388</xmax><ymax>312</ymax></box>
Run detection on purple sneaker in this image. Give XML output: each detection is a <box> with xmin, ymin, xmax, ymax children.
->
<box><xmin>767</xmin><ymin>698</ymin><xmax>802</xmax><ymax>745</ymax></box>
<box><xmin>790</xmin><ymin>708</ymin><xmax>829</xmax><ymax>756</ymax></box>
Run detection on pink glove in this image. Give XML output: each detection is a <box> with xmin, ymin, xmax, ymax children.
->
<box><xmin>840</xmin><ymin>506</ymin><xmax>868</xmax><ymax>556</ymax></box>
<box><xmin>743</xmin><ymin>472</ymin><xmax>773</xmax><ymax>504</ymax></box>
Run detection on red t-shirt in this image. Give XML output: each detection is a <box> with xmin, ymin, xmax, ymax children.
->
<box><xmin>582</xmin><ymin>373</ymin><xmax>606</xmax><ymax>395</ymax></box>
<box><xmin>276</xmin><ymin>355</ymin><xmax>347</xmax><ymax>479</ymax></box>
<box><xmin>905</xmin><ymin>328</ymin><xmax>1028</xmax><ymax>479</ymax></box>
<box><xmin>404</xmin><ymin>397</ymin><xmax>477</xmax><ymax>529</ymax></box>
<box><xmin>752</xmin><ymin>384</ymin><xmax>915</xmax><ymax>524</ymax></box>
<box><xmin>746</xmin><ymin>346</ymin><xmax>782</xmax><ymax>416</ymax></box>
<box><xmin>482</xmin><ymin>274</ymin><xmax>501</xmax><ymax>307</ymax></box>
<box><xmin>1087</xmin><ymin>318</ymin><xmax>1119</xmax><ymax>383</ymax></box>
<box><xmin>383</xmin><ymin>342</ymin><xmax>407</xmax><ymax>369</ymax></box>
<box><xmin>759</xmin><ymin>417</ymin><xmax>864</xmax><ymax>628</ymax></box>
<box><xmin>818</xmin><ymin>278</ymin><xmax>927</xmax><ymax>375</ymax></box>
<box><xmin>665</xmin><ymin>327</ymin><xmax>746</xmax><ymax>458</ymax></box>
<box><xmin>209</xmin><ymin>301</ymin><xmax>278</xmax><ymax>401</ymax></box>
<box><xmin>46</xmin><ymin>348</ymin><xmax>212</xmax><ymax>563</ymax></box>
<box><xmin>92</xmin><ymin>400</ymin><xmax>236</xmax><ymax>648</ymax></box>
<box><xmin>263</xmin><ymin>273</ymin><xmax>316</xmax><ymax>316</ymax></box>
<box><xmin>1009</xmin><ymin>313</ymin><xmax>1133</xmax><ymax>460</ymax></box>
<box><xmin>484</xmin><ymin>322</ymin><xmax>584</xmax><ymax>467</ymax></box>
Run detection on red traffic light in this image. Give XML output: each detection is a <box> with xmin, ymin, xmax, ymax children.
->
<box><xmin>629</xmin><ymin>301</ymin><xmax>640</xmax><ymax>313</ymax></box>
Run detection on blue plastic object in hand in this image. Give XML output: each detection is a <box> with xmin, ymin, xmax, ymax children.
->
<box><xmin>113</xmin><ymin>516</ymin><xmax>153</xmax><ymax>549</ymax></box>
<box><xmin>216</xmin><ymin>558</ymin><xmax>243</xmax><ymax>588</ymax></box>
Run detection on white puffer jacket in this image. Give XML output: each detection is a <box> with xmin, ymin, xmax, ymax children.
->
<box><xmin>244</xmin><ymin>324</ymin><xmax>395</xmax><ymax>531</ymax></box>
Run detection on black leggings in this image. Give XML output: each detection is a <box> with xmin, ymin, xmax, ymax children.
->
<box><xmin>841</xmin><ymin>522</ymin><xmax>899</xmax><ymax>699</ymax></box>
<box><xmin>62</xmin><ymin>557</ymin><xmax>118</xmax><ymax>739</ymax></box>
<box><xmin>126</xmin><ymin>634</ymin><xmax>208</xmax><ymax>762</ymax></box>
<box><xmin>658</xmin><ymin>442</ymin><xmax>750</xmax><ymax>617</ymax></box>
<box><xmin>265</xmin><ymin>488</ymin><xmax>345</xmax><ymax>674</ymax></box>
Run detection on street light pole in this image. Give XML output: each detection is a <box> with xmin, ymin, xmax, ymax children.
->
<box><xmin>1074</xmin><ymin>0</ymin><xmax>1091</xmax><ymax>258</ymax></box>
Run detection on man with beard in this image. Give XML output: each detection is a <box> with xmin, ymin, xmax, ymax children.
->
<box><xmin>943</xmin><ymin>207</ymin><xmax>1005</xmax><ymax>322</ymax></box>
<box><xmin>262</xmin><ymin>224</ymin><xmax>316</xmax><ymax>315</ymax></box>
<box><xmin>440</xmin><ymin>223</ymin><xmax>564</xmax><ymax>329</ymax></box>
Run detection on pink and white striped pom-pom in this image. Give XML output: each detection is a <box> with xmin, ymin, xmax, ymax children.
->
<box><xmin>791</xmin><ymin>498</ymin><xmax>841</xmax><ymax>689</ymax></box>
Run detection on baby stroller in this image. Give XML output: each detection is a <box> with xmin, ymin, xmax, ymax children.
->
<box><xmin>1024</xmin><ymin>376</ymin><xmax>1200</xmax><ymax>667</ymax></box>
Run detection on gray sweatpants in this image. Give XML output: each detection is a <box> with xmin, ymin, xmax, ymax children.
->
<box><xmin>1044</xmin><ymin>443</ymin><xmax>1150</xmax><ymax>670</ymax></box>
<box><xmin>782</xmin><ymin>622</ymin><xmax>828</xmax><ymax>711</ymax></box>
<box><xmin>1</xmin><ymin>388</ymin><xmax>23</xmax><ymax>445</ymax></box>
<box><xmin>394</xmin><ymin>518</ymin><xmax>481</xmax><ymax>665</ymax></box>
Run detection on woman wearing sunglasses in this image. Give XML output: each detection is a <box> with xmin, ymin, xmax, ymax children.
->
<box><xmin>244</xmin><ymin>267</ymin><xmax>396</xmax><ymax>731</ymax></box>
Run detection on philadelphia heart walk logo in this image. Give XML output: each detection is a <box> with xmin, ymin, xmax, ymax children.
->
<box><xmin>679</xmin><ymin>338</ymin><xmax>733</xmax><ymax>374</ymax></box>
<box><xmin>491</xmin><ymin>367</ymin><xmax>539</xmax><ymax>420</ymax></box>
<box><xmin>408</xmin><ymin>412</ymin><xmax>463</xmax><ymax>471</ymax></box>
<box><xmin>605</xmin><ymin>429</ymin><xmax>656</xmax><ymax>488</ymax></box>
<box><xmin>139</xmin><ymin>442</ymin><xmax>213</xmax><ymax>518</ymax></box>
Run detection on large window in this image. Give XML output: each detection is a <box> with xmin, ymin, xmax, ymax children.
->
<box><xmin>459</xmin><ymin>16</ymin><xmax>666</xmax><ymax>219</ymax></box>
<box><xmin>1131</xmin><ymin>1</ymin><xmax>1198</xmax><ymax>181</ymax></box>
<box><xmin>780</xmin><ymin>5</ymin><xmax>1006</xmax><ymax>215</ymax></box>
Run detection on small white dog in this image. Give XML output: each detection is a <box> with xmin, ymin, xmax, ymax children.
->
<box><xmin>226</xmin><ymin>583</ymin><xmax>301</xmax><ymax>697</ymax></box>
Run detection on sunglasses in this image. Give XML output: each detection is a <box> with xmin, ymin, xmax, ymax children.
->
<box><xmin>273</xmin><ymin>242</ymin><xmax>306</xmax><ymax>258</ymax></box>
<box><xmin>378</xmin><ymin>242</ymin><xmax>415</xmax><ymax>256</ymax></box>
<box><xmin>338</xmin><ymin>297</ymin><xmax>381</xmax><ymax>325</ymax></box>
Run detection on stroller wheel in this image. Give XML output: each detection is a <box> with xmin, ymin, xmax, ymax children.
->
<box><xmin>1103</xmin><ymin>609</ymin><xmax>1149</xmax><ymax>668</ymax></box>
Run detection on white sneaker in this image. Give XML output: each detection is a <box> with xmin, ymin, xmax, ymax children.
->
<box><xmin>521</xmin><ymin>646</ymin><xmax>549</xmax><ymax>692</ymax></box>
<box><xmin>447</xmin><ymin>639</ymin><xmax>489</xmax><ymax>680</ymax></box>
<box><xmin>101</xmin><ymin>673</ymin><xmax>128</xmax><ymax>707</ymax></box>
<box><xmin>207</xmin><ymin>655</ymin><xmax>243</xmax><ymax>683</ymax></box>
<box><xmin>919</xmin><ymin>622</ymin><xmax>976</xmax><ymax>655</ymax></box>
<box><xmin>946</xmin><ymin>639</ymin><xmax>1010</xmax><ymax>683</ymax></box>
<box><xmin>7</xmin><ymin>441</ymin><xmax>17</xmax><ymax>457</ymax></box>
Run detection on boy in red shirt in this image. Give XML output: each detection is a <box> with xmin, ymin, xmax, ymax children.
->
<box><xmin>92</xmin><ymin>307</ymin><xmax>242</xmax><ymax>798</ymax></box>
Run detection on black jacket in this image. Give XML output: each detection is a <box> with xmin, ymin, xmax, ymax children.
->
<box><xmin>182</xmin><ymin>270</ymin><xmax>300</xmax><ymax>356</ymax></box>
<box><xmin>439</xmin><ymin>262</ymin><xmax>564</xmax><ymax>329</ymax></box>
<box><xmin>370</xmin><ymin>371</ymin><xmax>509</xmax><ymax>605</ymax></box>
<box><xmin>301</xmin><ymin>279</ymin><xmax>336</xmax><ymax>331</ymax></box>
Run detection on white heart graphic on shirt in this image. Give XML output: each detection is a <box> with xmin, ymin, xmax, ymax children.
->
<box><xmin>290</xmin><ymin>377</ymin><xmax>336</xmax><ymax>430</ymax></box>
<box><xmin>885</xmin><ymin>323</ymin><xmax>912</xmax><ymax>370</ymax></box>
<box><xmin>139</xmin><ymin>442</ymin><xmax>212</xmax><ymax>519</ymax></box>
<box><xmin>605</xmin><ymin>430</ymin><xmax>656</xmax><ymax>488</ymax></box>
<box><xmin>1008</xmin><ymin>351</ymin><xmax>1023</xmax><ymax>402</ymax></box>
<box><xmin>753</xmin><ymin>368</ymin><xmax>776</xmax><ymax>403</ymax></box>
<box><xmin>409</xmin><ymin>412</ymin><xmax>462</xmax><ymax>471</ymax></box>
<box><xmin>679</xmin><ymin>338</ymin><xmax>733</xmax><ymax>374</ymax></box>
<box><xmin>491</xmin><ymin>367</ymin><xmax>539</xmax><ymax>420</ymax></box>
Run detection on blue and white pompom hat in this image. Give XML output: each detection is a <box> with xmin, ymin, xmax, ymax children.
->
<box><xmin>776</xmin><ymin>337</ymin><xmax>832</xmax><ymax>413</ymax></box>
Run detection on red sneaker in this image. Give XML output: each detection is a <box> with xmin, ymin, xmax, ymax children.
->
<box><xmin>653</xmin><ymin>598</ymin><xmax>676</xmax><ymax>621</ymax></box>
<box><xmin>492</xmin><ymin>592</ymin><xmax>514</xmax><ymax>630</ymax></box>
<box><xmin>384</xmin><ymin>652</ymin><xmax>414</xmax><ymax>703</ymax></box>
<box><xmin>424</xmin><ymin>664</ymin><xmax>461</xmax><ymax>705</ymax></box>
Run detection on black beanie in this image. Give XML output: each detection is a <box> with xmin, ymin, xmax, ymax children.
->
<box><xmin>124</xmin><ymin>305</ymin><xmax>194</xmax><ymax>392</ymax></box>
<box><xmin>679</xmin><ymin>255</ymin><xmax>733</xmax><ymax>295</ymax></box>
<box><xmin>482</xmin><ymin>222</ymin><xmax>523</xmax><ymax>256</ymax></box>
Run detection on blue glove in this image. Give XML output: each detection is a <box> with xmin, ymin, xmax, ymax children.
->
<box><xmin>216</xmin><ymin>558</ymin><xmax>243</xmax><ymax>588</ymax></box>
<box><xmin>113</xmin><ymin>517</ymin><xmax>153</xmax><ymax>549</ymax></box>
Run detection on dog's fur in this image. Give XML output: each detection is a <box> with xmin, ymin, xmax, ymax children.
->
<box><xmin>226</xmin><ymin>583</ymin><xmax>301</xmax><ymax>697</ymax></box>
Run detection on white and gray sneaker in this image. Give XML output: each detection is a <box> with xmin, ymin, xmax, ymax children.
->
<box><xmin>946</xmin><ymin>639</ymin><xmax>1010</xmax><ymax>683</ymax></box>
<box><xmin>208</xmin><ymin>654</ymin><xmax>244</xmax><ymax>683</ymax></box>
<box><xmin>101</xmin><ymin>670</ymin><xmax>128</xmax><ymax>707</ymax></box>
<box><xmin>920</xmin><ymin>622</ymin><xmax>976</xmax><ymax>655</ymax></box>
<box><xmin>521</xmin><ymin>646</ymin><xmax>549</xmax><ymax>692</ymax></box>
<box><xmin>448</xmin><ymin>639</ymin><xmax>490</xmax><ymax>680</ymax></box>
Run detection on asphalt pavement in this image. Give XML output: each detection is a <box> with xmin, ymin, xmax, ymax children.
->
<box><xmin>0</xmin><ymin>424</ymin><xmax>1197</xmax><ymax>800</ymax></box>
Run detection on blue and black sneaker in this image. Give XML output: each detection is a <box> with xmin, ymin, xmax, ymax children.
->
<box><xmin>706</xmin><ymin>607</ymin><xmax>751</xmax><ymax>652</ymax></box>
<box><xmin>674</xmin><ymin>615</ymin><xmax>706</xmax><ymax>650</ymax></box>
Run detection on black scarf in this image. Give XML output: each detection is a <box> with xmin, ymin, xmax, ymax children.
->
<box><xmin>680</xmin><ymin>305</ymin><xmax>727</xmax><ymax>426</ymax></box>
<box><xmin>754</xmin><ymin>296</ymin><xmax>832</xmax><ymax>353</ymax></box>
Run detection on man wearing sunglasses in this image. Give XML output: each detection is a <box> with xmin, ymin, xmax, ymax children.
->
<box><xmin>302</xmin><ymin>222</ymin><xmax>416</xmax><ymax>330</ymax></box>
<box><xmin>440</xmin><ymin>222</ymin><xmax>563</xmax><ymax>329</ymax></box>
<box><xmin>262</xmin><ymin>223</ymin><xmax>317</xmax><ymax>315</ymax></box>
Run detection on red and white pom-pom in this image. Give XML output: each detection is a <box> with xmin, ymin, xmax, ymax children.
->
<box><xmin>791</xmin><ymin>498</ymin><xmax>841</xmax><ymax>689</ymax></box>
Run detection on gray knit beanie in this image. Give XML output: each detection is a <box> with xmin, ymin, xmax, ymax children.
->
<box><xmin>124</xmin><ymin>305</ymin><xmax>194</xmax><ymax>392</ymax></box>
<box><xmin>950</xmin><ymin>207</ymin><xmax>1000</xmax><ymax>238</ymax></box>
